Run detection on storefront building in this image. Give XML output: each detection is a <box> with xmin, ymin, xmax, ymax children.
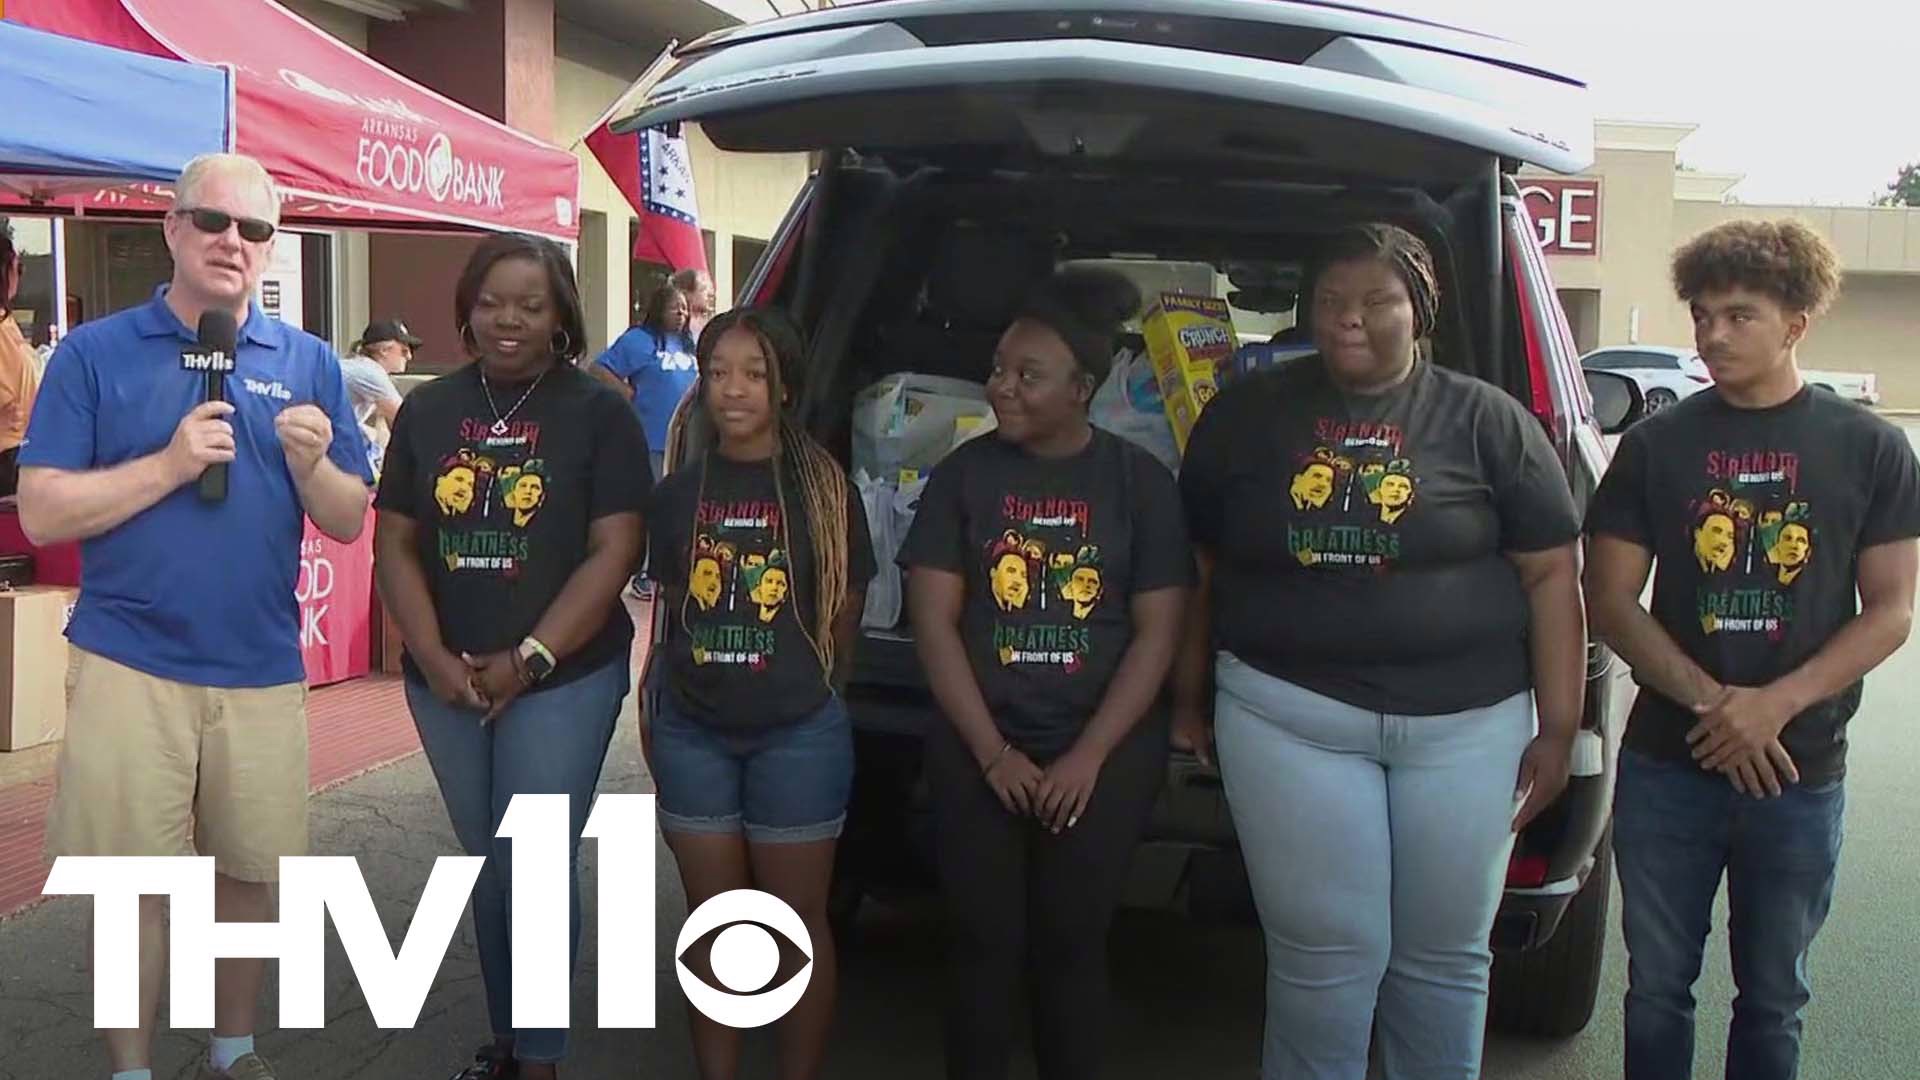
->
<box><xmin>1521</xmin><ymin>120</ymin><xmax>1920</xmax><ymax>405</ymax></box>
<box><xmin>0</xmin><ymin>0</ymin><xmax>810</xmax><ymax>372</ymax></box>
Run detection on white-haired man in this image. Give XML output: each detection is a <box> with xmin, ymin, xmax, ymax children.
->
<box><xmin>17</xmin><ymin>153</ymin><xmax>373</xmax><ymax>1080</ymax></box>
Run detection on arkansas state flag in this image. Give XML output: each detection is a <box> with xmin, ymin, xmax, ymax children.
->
<box><xmin>585</xmin><ymin>121</ymin><xmax>708</xmax><ymax>273</ymax></box>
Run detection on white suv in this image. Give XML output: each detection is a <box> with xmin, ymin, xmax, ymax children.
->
<box><xmin>627</xmin><ymin>0</ymin><xmax>1630</xmax><ymax>1039</ymax></box>
<box><xmin>1581</xmin><ymin>345</ymin><xmax>1711</xmax><ymax>413</ymax></box>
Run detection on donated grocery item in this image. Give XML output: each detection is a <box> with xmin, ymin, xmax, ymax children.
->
<box><xmin>1231</xmin><ymin>338</ymin><xmax>1316</xmax><ymax>380</ymax></box>
<box><xmin>951</xmin><ymin>412</ymin><xmax>999</xmax><ymax>454</ymax></box>
<box><xmin>854</xmin><ymin>468</ymin><xmax>931</xmax><ymax>630</ymax></box>
<box><xmin>852</xmin><ymin>373</ymin><xmax>992</xmax><ymax>479</ymax></box>
<box><xmin>1091</xmin><ymin>345</ymin><xmax>1180</xmax><ymax>473</ymax></box>
<box><xmin>1142</xmin><ymin>293</ymin><xmax>1236</xmax><ymax>454</ymax></box>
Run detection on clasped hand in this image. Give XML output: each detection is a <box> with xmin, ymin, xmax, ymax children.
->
<box><xmin>983</xmin><ymin>742</ymin><xmax>1105</xmax><ymax>835</ymax></box>
<box><xmin>1687</xmin><ymin>684</ymin><xmax>1801</xmax><ymax>797</ymax></box>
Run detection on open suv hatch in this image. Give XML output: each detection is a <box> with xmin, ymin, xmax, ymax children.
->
<box><xmin>624</xmin><ymin>0</ymin><xmax>1632</xmax><ymax>1038</ymax></box>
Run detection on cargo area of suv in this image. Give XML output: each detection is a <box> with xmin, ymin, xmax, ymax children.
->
<box><xmin>625</xmin><ymin>0</ymin><xmax>1633</xmax><ymax>1039</ymax></box>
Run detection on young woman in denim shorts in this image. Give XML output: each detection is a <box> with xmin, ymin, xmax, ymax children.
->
<box><xmin>641</xmin><ymin>306</ymin><xmax>875</xmax><ymax>1080</ymax></box>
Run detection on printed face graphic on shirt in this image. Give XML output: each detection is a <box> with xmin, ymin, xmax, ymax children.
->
<box><xmin>1047</xmin><ymin>545</ymin><xmax>1106</xmax><ymax>621</ymax></box>
<box><xmin>1290</xmin><ymin>462</ymin><xmax>1335</xmax><ymax>510</ymax></box>
<box><xmin>690</xmin><ymin>555</ymin><xmax>725</xmax><ymax>611</ymax></box>
<box><xmin>683</xmin><ymin>496</ymin><xmax>788</xmax><ymax>672</ymax></box>
<box><xmin>1694</xmin><ymin>512</ymin><xmax>1737</xmax><ymax>572</ymax></box>
<box><xmin>436</xmin><ymin>465</ymin><xmax>478</xmax><ymax>516</ymax></box>
<box><xmin>1285</xmin><ymin>428</ymin><xmax>1414</xmax><ymax>569</ymax></box>
<box><xmin>434</xmin><ymin>440</ymin><xmax>541</xmax><ymax>576</ymax></box>
<box><xmin>986</xmin><ymin>509</ymin><xmax>1098</xmax><ymax>672</ymax></box>
<box><xmin>1758</xmin><ymin>501</ymin><xmax>1814</xmax><ymax>586</ymax></box>
<box><xmin>742</xmin><ymin>552</ymin><xmax>791</xmax><ymax>624</ymax></box>
<box><xmin>498</xmin><ymin>460</ymin><xmax>548</xmax><ymax>528</ymax></box>
<box><xmin>1365</xmin><ymin>460</ymin><xmax>1417</xmax><ymax>524</ymax></box>
<box><xmin>990</xmin><ymin>551</ymin><xmax>1031</xmax><ymax>612</ymax></box>
<box><xmin>1767</xmin><ymin>523</ymin><xmax>1811</xmax><ymax>584</ymax></box>
<box><xmin>1692</xmin><ymin>455</ymin><xmax>1810</xmax><ymax>638</ymax></box>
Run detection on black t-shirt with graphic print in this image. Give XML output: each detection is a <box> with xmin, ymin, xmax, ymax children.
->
<box><xmin>375</xmin><ymin>363</ymin><xmax>653</xmax><ymax>690</ymax></box>
<box><xmin>648</xmin><ymin>453</ymin><xmax>876</xmax><ymax>730</ymax></box>
<box><xmin>1181</xmin><ymin>356</ymin><xmax>1581</xmax><ymax>716</ymax></box>
<box><xmin>899</xmin><ymin>428</ymin><xmax>1196</xmax><ymax>760</ymax></box>
<box><xmin>1585</xmin><ymin>385</ymin><xmax>1920</xmax><ymax>783</ymax></box>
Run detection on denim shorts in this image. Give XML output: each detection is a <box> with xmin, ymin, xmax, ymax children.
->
<box><xmin>651</xmin><ymin>692</ymin><xmax>853</xmax><ymax>843</ymax></box>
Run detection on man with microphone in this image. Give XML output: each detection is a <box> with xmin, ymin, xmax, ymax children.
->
<box><xmin>15</xmin><ymin>153</ymin><xmax>372</xmax><ymax>1080</ymax></box>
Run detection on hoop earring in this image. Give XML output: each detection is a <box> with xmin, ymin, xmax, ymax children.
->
<box><xmin>551</xmin><ymin>328</ymin><xmax>574</xmax><ymax>360</ymax></box>
<box><xmin>459</xmin><ymin>323</ymin><xmax>478</xmax><ymax>355</ymax></box>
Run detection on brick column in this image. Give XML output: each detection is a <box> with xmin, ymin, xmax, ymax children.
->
<box><xmin>364</xmin><ymin>0</ymin><xmax>558</xmax><ymax>377</ymax></box>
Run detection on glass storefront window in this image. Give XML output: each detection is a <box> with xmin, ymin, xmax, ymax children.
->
<box><xmin>57</xmin><ymin>220</ymin><xmax>337</xmax><ymax>341</ymax></box>
<box><xmin>0</xmin><ymin>216</ymin><xmax>58</xmax><ymax>351</ymax></box>
<box><xmin>64</xmin><ymin>220</ymin><xmax>172</xmax><ymax>330</ymax></box>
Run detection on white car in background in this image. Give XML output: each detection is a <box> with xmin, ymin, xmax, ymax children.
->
<box><xmin>1580</xmin><ymin>346</ymin><xmax>1711</xmax><ymax>413</ymax></box>
<box><xmin>1802</xmin><ymin>368</ymin><xmax>1881</xmax><ymax>406</ymax></box>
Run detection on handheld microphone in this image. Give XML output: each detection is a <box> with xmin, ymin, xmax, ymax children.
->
<box><xmin>182</xmin><ymin>310</ymin><xmax>239</xmax><ymax>503</ymax></box>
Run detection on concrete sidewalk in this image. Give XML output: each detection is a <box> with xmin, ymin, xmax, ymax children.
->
<box><xmin>0</xmin><ymin>701</ymin><xmax>742</xmax><ymax>1080</ymax></box>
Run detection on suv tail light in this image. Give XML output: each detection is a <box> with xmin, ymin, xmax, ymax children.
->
<box><xmin>1688</xmin><ymin>373</ymin><xmax>1711</xmax><ymax>384</ymax></box>
<box><xmin>1507</xmin><ymin>852</ymin><xmax>1551</xmax><ymax>888</ymax></box>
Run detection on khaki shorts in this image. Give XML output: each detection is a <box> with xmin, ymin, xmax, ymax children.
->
<box><xmin>44</xmin><ymin>647</ymin><xmax>310</xmax><ymax>883</ymax></box>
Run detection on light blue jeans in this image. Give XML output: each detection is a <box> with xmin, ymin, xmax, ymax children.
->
<box><xmin>405</xmin><ymin>655</ymin><xmax>628</xmax><ymax>1065</ymax></box>
<box><xmin>1213</xmin><ymin>652</ymin><xmax>1535</xmax><ymax>1080</ymax></box>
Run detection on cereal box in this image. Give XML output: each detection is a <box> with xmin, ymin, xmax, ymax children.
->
<box><xmin>1141</xmin><ymin>293</ymin><xmax>1237</xmax><ymax>453</ymax></box>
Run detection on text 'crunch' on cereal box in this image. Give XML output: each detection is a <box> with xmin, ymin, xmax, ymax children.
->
<box><xmin>1142</xmin><ymin>292</ymin><xmax>1237</xmax><ymax>454</ymax></box>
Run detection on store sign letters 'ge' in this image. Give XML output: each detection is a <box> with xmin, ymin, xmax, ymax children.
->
<box><xmin>44</xmin><ymin>795</ymin><xmax>811</xmax><ymax>1031</ymax></box>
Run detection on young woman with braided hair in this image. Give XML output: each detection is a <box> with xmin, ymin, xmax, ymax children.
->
<box><xmin>641</xmin><ymin>305</ymin><xmax>874</xmax><ymax>1080</ymax></box>
<box><xmin>1174</xmin><ymin>223</ymin><xmax>1585</xmax><ymax>1078</ymax></box>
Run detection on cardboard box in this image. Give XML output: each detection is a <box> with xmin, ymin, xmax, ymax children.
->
<box><xmin>0</xmin><ymin>586</ymin><xmax>76</xmax><ymax>751</ymax></box>
<box><xmin>1142</xmin><ymin>293</ymin><xmax>1237</xmax><ymax>453</ymax></box>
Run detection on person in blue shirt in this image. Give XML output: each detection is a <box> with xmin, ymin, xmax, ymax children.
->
<box><xmin>593</xmin><ymin>279</ymin><xmax>696</xmax><ymax>599</ymax></box>
<box><xmin>15</xmin><ymin>153</ymin><xmax>373</xmax><ymax>1080</ymax></box>
<box><xmin>592</xmin><ymin>280</ymin><xmax>695</xmax><ymax>481</ymax></box>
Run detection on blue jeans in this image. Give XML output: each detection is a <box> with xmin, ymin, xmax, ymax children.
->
<box><xmin>1212</xmin><ymin>653</ymin><xmax>1535</xmax><ymax>1080</ymax></box>
<box><xmin>405</xmin><ymin>656</ymin><xmax>628</xmax><ymax>1065</ymax></box>
<box><xmin>650</xmin><ymin>691</ymin><xmax>853</xmax><ymax>843</ymax></box>
<box><xmin>1614</xmin><ymin>749</ymin><xmax>1845</xmax><ymax>1080</ymax></box>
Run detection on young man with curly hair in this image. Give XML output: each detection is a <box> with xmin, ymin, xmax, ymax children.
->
<box><xmin>1584</xmin><ymin>219</ymin><xmax>1920</xmax><ymax>1079</ymax></box>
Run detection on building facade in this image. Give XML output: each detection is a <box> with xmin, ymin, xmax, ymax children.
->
<box><xmin>1522</xmin><ymin>121</ymin><xmax>1920</xmax><ymax>405</ymax></box>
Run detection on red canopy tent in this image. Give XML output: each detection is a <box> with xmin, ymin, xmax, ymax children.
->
<box><xmin>6</xmin><ymin>0</ymin><xmax>580</xmax><ymax>241</ymax></box>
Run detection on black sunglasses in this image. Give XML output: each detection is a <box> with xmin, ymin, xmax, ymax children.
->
<box><xmin>176</xmin><ymin>207</ymin><xmax>276</xmax><ymax>244</ymax></box>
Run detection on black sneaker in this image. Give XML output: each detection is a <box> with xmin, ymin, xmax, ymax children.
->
<box><xmin>449</xmin><ymin>1043</ymin><xmax>518</xmax><ymax>1080</ymax></box>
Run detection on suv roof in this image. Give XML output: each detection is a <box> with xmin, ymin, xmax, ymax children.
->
<box><xmin>614</xmin><ymin>0</ymin><xmax>1593</xmax><ymax>181</ymax></box>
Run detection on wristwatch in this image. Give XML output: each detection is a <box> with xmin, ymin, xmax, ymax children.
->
<box><xmin>517</xmin><ymin>636</ymin><xmax>557</xmax><ymax>684</ymax></box>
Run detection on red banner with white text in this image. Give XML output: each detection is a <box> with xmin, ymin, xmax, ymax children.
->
<box><xmin>299</xmin><ymin>509</ymin><xmax>374</xmax><ymax>687</ymax></box>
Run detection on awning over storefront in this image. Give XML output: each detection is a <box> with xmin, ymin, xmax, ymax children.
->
<box><xmin>6</xmin><ymin>0</ymin><xmax>580</xmax><ymax>241</ymax></box>
<box><xmin>0</xmin><ymin>19</ymin><xmax>232</xmax><ymax>201</ymax></box>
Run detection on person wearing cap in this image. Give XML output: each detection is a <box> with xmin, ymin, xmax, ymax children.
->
<box><xmin>343</xmin><ymin>317</ymin><xmax>419</xmax><ymax>472</ymax></box>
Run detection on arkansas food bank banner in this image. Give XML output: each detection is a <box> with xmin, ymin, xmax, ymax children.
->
<box><xmin>299</xmin><ymin>508</ymin><xmax>375</xmax><ymax>687</ymax></box>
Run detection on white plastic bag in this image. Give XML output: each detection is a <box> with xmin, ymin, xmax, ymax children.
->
<box><xmin>1091</xmin><ymin>346</ymin><xmax>1181</xmax><ymax>473</ymax></box>
<box><xmin>855</xmin><ymin>470</ymin><xmax>902</xmax><ymax>629</ymax></box>
<box><xmin>852</xmin><ymin>373</ymin><xmax>992</xmax><ymax>479</ymax></box>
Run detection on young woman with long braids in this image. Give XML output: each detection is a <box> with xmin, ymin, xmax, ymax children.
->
<box><xmin>641</xmin><ymin>306</ymin><xmax>875</xmax><ymax>1080</ymax></box>
<box><xmin>900</xmin><ymin>267</ymin><xmax>1194</xmax><ymax>1079</ymax></box>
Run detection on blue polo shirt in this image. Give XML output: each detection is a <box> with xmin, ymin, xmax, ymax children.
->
<box><xmin>595</xmin><ymin>325</ymin><xmax>692</xmax><ymax>452</ymax></box>
<box><xmin>18</xmin><ymin>289</ymin><xmax>373</xmax><ymax>688</ymax></box>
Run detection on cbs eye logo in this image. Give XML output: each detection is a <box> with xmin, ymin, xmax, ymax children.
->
<box><xmin>675</xmin><ymin>889</ymin><xmax>813</xmax><ymax>1027</ymax></box>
